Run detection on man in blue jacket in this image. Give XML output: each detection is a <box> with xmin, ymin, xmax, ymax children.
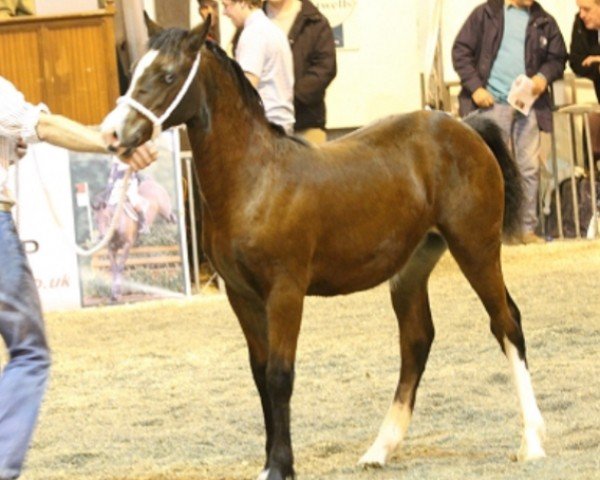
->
<box><xmin>452</xmin><ymin>0</ymin><xmax>566</xmax><ymax>244</ymax></box>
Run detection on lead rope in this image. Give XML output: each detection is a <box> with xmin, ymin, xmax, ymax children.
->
<box><xmin>30</xmin><ymin>148</ymin><xmax>132</xmax><ymax>257</ymax></box>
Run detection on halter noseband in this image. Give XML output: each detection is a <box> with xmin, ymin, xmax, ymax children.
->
<box><xmin>118</xmin><ymin>52</ymin><xmax>202</xmax><ymax>140</ymax></box>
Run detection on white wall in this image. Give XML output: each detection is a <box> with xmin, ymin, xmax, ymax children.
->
<box><xmin>216</xmin><ymin>0</ymin><xmax>422</xmax><ymax>129</ymax></box>
<box><xmin>323</xmin><ymin>1</ymin><xmax>422</xmax><ymax>128</ymax></box>
<box><xmin>144</xmin><ymin>0</ymin><xmax>580</xmax><ymax>129</ymax></box>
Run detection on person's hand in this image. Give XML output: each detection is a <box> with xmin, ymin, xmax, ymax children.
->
<box><xmin>531</xmin><ymin>74</ymin><xmax>547</xmax><ymax>97</ymax></box>
<box><xmin>472</xmin><ymin>87</ymin><xmax>494</xmax><ymax>108</ymax></box>
<box><xmin>103</xmin><ymin>131</ymin><xmax>158</xmax><ymax>171</ymax></box>
<box><xmin>582</xmin><ymin>55</ymin><xmax>600</xmax><ymax>67</ymax></box>
<box><xmin>102</xmin><ymin>131</ymin><xmax>158</xmax><ymax>172</ymax></box>
<box><xmin>118</xmin><ymin>141</ymin><xmax>158</xmax><ymax>171</ymax></box>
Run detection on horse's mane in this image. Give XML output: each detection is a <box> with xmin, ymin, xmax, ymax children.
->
<box><xmin>147</xmin><ymin>28</ymin><xmax>287</xmax><ymax>137</ymax></box>
<box><xmin>204</xmin><ymin>40</ymin><xmax>287</xmax><ymax>136</ymax></box>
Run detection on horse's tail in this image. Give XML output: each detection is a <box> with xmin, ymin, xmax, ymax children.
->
<box><xmin>463</xmin><ymin>115</ymin><xmax>524</xmax><ymax>240</ymax></box>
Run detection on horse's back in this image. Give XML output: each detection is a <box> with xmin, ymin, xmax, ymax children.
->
<box><xmin>285</xmin><ymin>110</ymin><xmax>503</xmax><ymax>294</ymax></box>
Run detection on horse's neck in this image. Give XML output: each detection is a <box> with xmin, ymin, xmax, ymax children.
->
<box><xmin>185</xmin><ymin>70</ymin><xmax>275</xmax><ymax>225</ymax></box>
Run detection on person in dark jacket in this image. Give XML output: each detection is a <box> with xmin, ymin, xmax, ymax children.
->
<box><xmin>264</xmin><ymin>0</ymin><xmax>336</xmax><ymax>144</ymax></box>
<box><xmin>570</xmin><ymin>0</ymin><xmax>600</xmax><ymax>101</ymax></box>
<box><xmin>452</xmin><ymin>0</ymin><xmax>566</xmax><ymax>244</ymax></box>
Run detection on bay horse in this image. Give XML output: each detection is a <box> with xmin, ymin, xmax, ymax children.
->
<box><xmin>101</xmin><ymin>19</ymin><xmax>546</xmax><ymax>479</ymax></box>
<box><xmin>92</xmin><ymin>177</ymin><xmax>176</xmax><ymax>302</ymax></box>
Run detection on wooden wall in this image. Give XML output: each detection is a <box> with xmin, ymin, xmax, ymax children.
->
<box><xmin>0</xmin><ymin>9</ymin><xmax>119</xmax><ymax>125</ymax></box>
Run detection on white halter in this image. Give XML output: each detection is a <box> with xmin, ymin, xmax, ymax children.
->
<box><xmin>117</xmin><ymin>52</ymin><xmax>202</xmax><ymax>140</ymax></box>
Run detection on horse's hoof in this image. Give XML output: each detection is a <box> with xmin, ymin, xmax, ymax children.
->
<box><xmin>256</xmin><ymin>469</ymin><xmax>268</xmax><ymax>480</ymax></box>
<box><xmin>517</xmin><ymin>424</ymin><xmax>546</xmax><ymax>462</ymax></box>
<box><xmin>257</xmin><ymin>468</ymin><xmax>294</xmax><ymax>480</ymax></box>
<box><xmin>357</xmin><ymin>449</ymin><xmax>386</xmax><ymax>469</ymax></box>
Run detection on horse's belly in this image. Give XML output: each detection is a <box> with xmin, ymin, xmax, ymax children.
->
<box><xmin>306</xmin><ymin>226</ymin><xmax>432</xmax><ymax>296</ymax></box>
<box><xmin>307</xmin><ymin>251</ymin><xmax>408</xmax><ymax>296</ymax></box>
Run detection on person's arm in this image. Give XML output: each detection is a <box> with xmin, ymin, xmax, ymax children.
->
<box><xmin>1</xmin><ymin>75</ymin><xmax>157</xmax><ymax>170</ymax></box>
<box><xmin>535</xmin><ymin>17</ymin><xmax>567</xmax><ymax>87</ymax></box>
<box><xmin>452</xmin><ymin>8</ymin><xmax>493</xmax><ymax>108</ymax></box>
<box><xmin>293</xmin><ymin>18</ymin><xmax>336</xmax><ymax>106</ymax></box>
<box><xmin>569</xmin><ymin>15</ymin><xmax>600</xmax><ymax>81</ymax></box>
<box><xmin>244</xmin><ymin>72</ymin><xmax>260</xmax><ymax>88</ymax></box>
<box><xmin>236</xmin><ymin>27</ymin><xmax>265</xmax><ymax>90</ymax></box>
<box><xmin>451</xmin><ymin>8</ymin><xmax>487</xmax><ymax>97</ymax></box>
<box><xmin>37</xmin><ymin>113</ymin><xmax>157</xmax><ymax>170</ymax></box>
<box><xmin>36</xmin><ymin>112</ymin><xmax>107</xmax><ymax>153</ymax></box>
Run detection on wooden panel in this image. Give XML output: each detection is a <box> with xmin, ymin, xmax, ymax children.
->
<box><xmin>154</xmin><ymin>0</ymin><xmax>189</xmax><ymax>28</ymax></box>
<box><xmin>0</xmin><ymin>10</ymin><xmax>118</xmax><ymax>124</ymax></box>
<box><xmin>0</xmin><ymin>25</ymin><xmax>44</xmax><ymax>103</ymax></box>
<box><xmin>41</xmin><ymin>18</ymin><xmax>118</xmax><ymax>124</ymax></box>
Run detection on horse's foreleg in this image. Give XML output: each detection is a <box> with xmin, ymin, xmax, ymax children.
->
<box><xmin>261</xmin><ymin>278</ymin><xmax>305</xmax><ymax>480</ymax></box>
<box><xmin>359</xmin><ymin>233</ymin><xmax>446</xmax><ymax>468</ymax></box>
<box><xmin>225</xmin><ymin>287</ymin><xmax>273</xmax><ymax>468</ymax></box>
<box><xmin>108</xmin><ymin>249</ymin><xmax>120</xmax><ymax>302</ymax></box>
<box><xmin>444</xmin><ymin>233</ymin><xmax>545</xmax><ymax>461</ymax></box>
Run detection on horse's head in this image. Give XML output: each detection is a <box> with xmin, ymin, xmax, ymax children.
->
<box><xmin>101</xmin><ymin>16</ymin><xmax>212</xmax><ymax>151</ymax></box>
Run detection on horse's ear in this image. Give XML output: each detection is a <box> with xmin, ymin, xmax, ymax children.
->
<box><xmin>185</xmin><ymin>16</ymin><xmax>212</xmax><ymax>54</ymax></box>
<box><xmin>144</xmin><ymin>11</ymin><xmax>163</xmax><ymax>38</ymax></box>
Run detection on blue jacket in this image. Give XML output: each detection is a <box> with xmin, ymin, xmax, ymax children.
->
<box><xmin>452</xmin><ymin>0</ymin><xmax>566</xmax><ymax>132</ymax></box>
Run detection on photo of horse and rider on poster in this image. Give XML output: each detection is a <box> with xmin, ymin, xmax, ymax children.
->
<box><xmin>68</xmin><ymin>130</ymin><xmax>189</xmax><ymax>306</ymax></box>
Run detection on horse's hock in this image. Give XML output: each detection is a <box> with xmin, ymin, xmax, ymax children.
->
<box><xmin>91</xmin><ymin>245</ymin><xmax>182</xmax><ymax>272</ymax></box>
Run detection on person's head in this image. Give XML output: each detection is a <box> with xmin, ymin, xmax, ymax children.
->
<box><xmin>221</xmin><ymin>0</ymin><xmax>261</xmax><ymax>28</ymax></box>
<box><xmin>577</xmin><ymin>0</ymin><xmax>600</xmax><ymax>30</ymax></box>
<box><xmin>507</xmin><ymin>0</ymin><xmax>535</xmax><ymax>8</ymax></box>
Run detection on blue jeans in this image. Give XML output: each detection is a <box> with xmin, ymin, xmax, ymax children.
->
<box><xmin>470</xmin><ymin>103</ymin><xmax>542</xmax><ymax>233</ymax></box>
<box><xmin>0</xmin><ymin>211</ymin><xmax>50</xmax><ymax>480</ymax></box>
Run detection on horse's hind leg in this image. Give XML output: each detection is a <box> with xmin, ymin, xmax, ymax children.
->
<box><xmin>443</xmin><ymin>232</ymin><xmax>545</xmax><ymax>461</ymax></box>
<box><xmin>359</xmin><ymin>232</ymin><xmax>447</xmax><ymax>467</ymax></box>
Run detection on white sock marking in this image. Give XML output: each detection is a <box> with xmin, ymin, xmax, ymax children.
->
<box><xmin>504</xmin><ymin>337</ymin><xmax>546</xmax><ymax>461</ymax></box>
<box><xmin>358</xmin><ymin>401</ymin><xmax>412</xmax><ymax>467</ymax></box>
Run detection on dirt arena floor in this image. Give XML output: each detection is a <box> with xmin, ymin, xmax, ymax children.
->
<box><xmin>14</xmin><ymin>240</ymin><xmax>600</xmax><ymax>480</ymax></box>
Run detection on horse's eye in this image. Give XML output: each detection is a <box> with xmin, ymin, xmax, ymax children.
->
<box><xmin>164</xmin><ymin>73</ymin><xmax>175</xmax><ymax>84</ymax></box>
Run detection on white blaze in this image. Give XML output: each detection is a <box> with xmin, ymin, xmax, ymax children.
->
<box><xmin>100</xmin><ymin>49</ymin><xmax>160</xmax><ymax>140</ymax></box>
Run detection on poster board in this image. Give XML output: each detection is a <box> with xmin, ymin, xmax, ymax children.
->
<box><xmin>12</xmin><ymin>129</ymin><xmax>190</xmax><ymax>311</ymax></box>
<box><xmin>12</xmin><ymin>144</ymin><xmax>82</xmax><ymax>311</ymax></box>
<box><xmin>70</xmin><ymin>129</ymin><xmax>191</xmax><ymax>307</ymax></box>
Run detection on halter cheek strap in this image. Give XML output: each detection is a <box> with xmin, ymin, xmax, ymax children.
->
<box><xmin>117</xmin><ymin>52</ymin><xmax>202</xmax><ymax>140</ymax></box>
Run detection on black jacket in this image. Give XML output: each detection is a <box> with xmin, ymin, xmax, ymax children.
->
<box><xmin>265</xmin><ymin>0</ymin><xmax>337</xmax><ymax>130</ymax></box>
<box><xmin>452</xmin><ymin>0</ymin><xmax>566</xmax><ymax>132</ymax></box>
<box><xmin>569</xmin><ymin>14</ymin><xmax>600</xmax><ymax>102</ymax></box>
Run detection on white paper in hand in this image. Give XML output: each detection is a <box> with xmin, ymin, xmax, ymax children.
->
<box><xmin>507</xmin><ymin>74</ymin><xmax>536</xmax><ymax>116</ymax></box>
